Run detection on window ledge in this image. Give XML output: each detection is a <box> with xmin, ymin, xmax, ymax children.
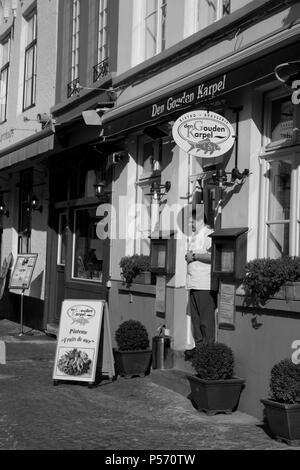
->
<box><xmin>115</xmin><ymin>280</ymin><xmax>156</xmax><ymax>296</ymax></box>
<box><xmin>236</xmin><ymin>282</ymin><xmax>300</xmax><ymax>314</ymax></box>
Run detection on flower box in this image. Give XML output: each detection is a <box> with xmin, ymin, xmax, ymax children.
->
<box><xmin>133</xmin><ymin>271</ymin><xmax>152</xmax><ymax>285</ymax></box>
<box><xmin>284</xmin><ymin>282</ymin><xmax>300</xmax><ymax>301</ymax></box>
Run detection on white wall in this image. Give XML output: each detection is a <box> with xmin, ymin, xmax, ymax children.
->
<box><xmin>0</xmin><ymin>0</ymin><xmax>57</xmax><ymax>301</ymax></box>
<box><xmin>0</xmin><ymin>0</ymin><xmax>58</xmax><ymax>151</ymax></box>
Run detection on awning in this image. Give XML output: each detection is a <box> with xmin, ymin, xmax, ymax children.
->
<box><xmin>0</xmin><ymin>129</ymin><xmax>55</xmax><ymax>171</ymax></box>
<box><xmin>102</xmin><ymin>40</ymin><xmax>300</xmax><ymax>138</ymax></box>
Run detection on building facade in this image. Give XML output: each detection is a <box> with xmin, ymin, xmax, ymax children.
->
<box><xmin>0</xmin><ymin>0</ymin><xmax>58</xmax><ymax>328</ymax></box>
<box><xmin>1</xmin><ymin>0</ymin><xmax>300</xmax><ymax>418</ymax></box>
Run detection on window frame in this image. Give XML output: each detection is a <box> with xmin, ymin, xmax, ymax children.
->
<box><xmin>71</xmin><ymin>205</ymin><xmax>105</xmax><ymax>283</ymax></box>
<box><xmin>184</xmin><ymin>0</ymin><xmax>230</xmax><ymax>38</ymax></box>
<box><xmin>57</xmin><ymin>211</ymin><xmax>67</xmax><ymax>266</ymax></box>
<box><xmin>23</xmin><ymin>10</ymin><xmax>37</xmax><ymax>112</ymax></box>
<box><xmin>144</xmin><ymin>0</ymin><xmax>167</xmax><ymax>60</ymax></box>
<box><xmin>135</xmin><ymin>136</ymin><xmax>162</xmax><ymax>255</ymax></box>
<box><xmin>132</xmin><ymin>0</ymin><xmax>167</xmax><ymax>66</ymax></box>
<box><xmin>0</xmin><ymin>33</ymin><xmax>10</xmax><ymax>123</ymax></box>
<box><xmin>71</xmin><ymin>0</ymin><xmax>80</xmax><ymax>83</ymax></box>
<box><xmin>263</xmin><ymin>88</ymin><xmax>300</xmax><ymax>151</ymax></box>
<box><xmin>259</xmin><ymin>88</ymin><xmax>300</xmax><ymax>258</ymax></box>
<box><xmin>97</xmin><ymin>0</ymin><xmax>108</xmax><ymax>65</ymax></box>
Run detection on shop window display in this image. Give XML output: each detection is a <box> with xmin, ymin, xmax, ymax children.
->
<box><xmin>73</xmin><ymin>207</ymin><xmax>104</xmax><ymax>282</ymax></box>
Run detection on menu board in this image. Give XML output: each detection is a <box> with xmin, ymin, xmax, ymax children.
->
<box><xmin>218</xmin><ymin>282</ymin><xmax>236</xmax><ymax>330</ymax></box>
<box><xmin>9</xmin><ymin>254</ymin><xmax>38</xmax><ymax>290</ymax></box>
<box><xmin>155</xmin><ymin>275</ymin><xmax>166</xmax><ymax>313</ymax></box>
<box><xmin>53</xmin><ymin>299</ymin><xmax>115</xmax><ymax>384</ymax></box>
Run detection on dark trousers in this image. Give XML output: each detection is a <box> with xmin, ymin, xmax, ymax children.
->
<box><xmin>189</xmin><ymin>289</ymin><xmax>217</xmax><ymax>347</ymax></box>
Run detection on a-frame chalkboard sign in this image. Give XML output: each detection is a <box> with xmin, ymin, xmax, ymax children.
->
<box><xmin>53</xmin><ymin>299</ymin><xmax>115</xmax><ymax>386</ymax></box>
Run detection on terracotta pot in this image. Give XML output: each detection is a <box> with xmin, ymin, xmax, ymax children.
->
<box><xmin>113</xmin><ymin>349</ymin><xmax>152</xmax><ymax>378</ymax></box>
<box><xmin>186</xmin><ymin>374</ymin><xmax>245</xmax><ymax>416</ymax></box>
<box><xmin>261</xmin><ymin>399</ymin><xmax>300</xmax><ymax>446</ymax></box>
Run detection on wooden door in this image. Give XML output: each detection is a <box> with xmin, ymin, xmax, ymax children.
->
<box><xmin>54</xmin><ymin>211</ymin><xmax>68</xmax><ymax>323</ymax></box>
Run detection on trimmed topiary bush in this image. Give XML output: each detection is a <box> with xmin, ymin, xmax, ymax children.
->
<box><xmin>191</xmin><ymin>342</ymin><xmax>234</xmax><ymax>380</ymax></box>
<box><xmin>270</xmin><ymin>359</ymin><xmax>300</xmax><ymax>404</ymax></box>
<box><xmin>115</xmin><ymin>320</ymin><xmax>150</xmax><ymax>351</ymax></box>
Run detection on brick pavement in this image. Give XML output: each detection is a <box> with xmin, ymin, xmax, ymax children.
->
<box><xmin>0</xmin><ymin>319</ymin><xmax>298</xmax><ymax>451</ymax></box>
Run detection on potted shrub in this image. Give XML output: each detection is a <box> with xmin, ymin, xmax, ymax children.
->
<box><xmin>261</xmin><ymin>359</ymin><xmax>300</xmax><ymax>446</ymax></box>
<box><xmin>113</xmin><ymin>320</ymin><xmax>152</xmax><ymax>378</ymax></box>
<box><xmin>186</xmin><ymin>342</ymin><xmax>245</xmax><ymax>415</ymax></box>
<box><xmin>243</xmin><ymin>256</ymin><xmax>300</xmax><ymax>305</ymax></box>
<box><xmin>119</xmin><ymin>254</ymin><xmax>151</xmax><ymax>286</ymax></box>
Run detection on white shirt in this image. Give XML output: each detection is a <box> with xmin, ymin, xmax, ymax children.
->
<box><xmin>186</xmin><ymin>225</ymin><xmax>213</xmax><ymax>290</ymax></box>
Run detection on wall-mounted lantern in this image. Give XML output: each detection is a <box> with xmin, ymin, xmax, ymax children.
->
<box><xmin>94</xmin><ymin>181</ymin><xmax>107</xmax><ymax>199</ymax></box>
<box><xmin>211</xmin><ymin>168</ymin><xmax>249</xmax><ymax>186</ymax></box>
<box><xmin>31</xmin><ymin>194</ymin><xmax>43</xmax><ymax>213</ymax></box>
<box><xmin>148</xmin><ymin>180</ymin><xmax>171</xmax><ymax>201</ymax></box>
<box><xmin>0</xmin><ymin>202</ymin><xmax>9</xmax><ymax>217</ymax></box>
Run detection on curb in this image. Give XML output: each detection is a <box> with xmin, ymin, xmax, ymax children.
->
<box><xmin>4</xmin><ymin>341</ymin><xmax>57</xmax><ymax>362</ymax></box>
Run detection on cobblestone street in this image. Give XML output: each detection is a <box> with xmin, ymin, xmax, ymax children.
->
<box><xmin>0</xmin><ymin>320</ymin><xmax>298</xmax><ymax>453</ymax></box>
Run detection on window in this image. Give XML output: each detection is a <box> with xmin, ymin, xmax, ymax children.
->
<box><xmin>184</xmin><ymin>0</ymin><xmax>230</xmax><ymax>38</ymax></box>
<box><xmin>144</xmin><ymin>0</ymin><xmax>167</xmax><ymax>59</ymax></box>
<box><xmin>135</xmin><ymin>137</ymin><xmax>162</xmax><ymax>255</ymax></box>
<box><xmin>260</xmin><ymin>89</ymin><xmax>300</xmax><ymax>258</ymax></box>
<box><xmin>71</xmin><ymin>0</ymin><xmax>80</xmax><ymax>82</ymax></box>
<box><xmin>0</xmin><ymin>34</ymin><xmax>10</xmax><ymax>122</ymax></box>
<box><xmin>72</xmin><ymin>207</ymin><xmax>104</xmax><ymax>282</ymax></box>
<box><xmin>93</xmin><ymin>0</ymin><xmax>109</xmax><ymax>81</ymax></box>
<box><xmin>57</xmin><ymin>212</ymin><xmax>67</xmax><ymax>266</ymax></box>
<box><xmin>18</xmin><ymin>170</ymin><xmax>33</xmax><ymax>254</ymax></box>
<box><xmin>266</xmin><ymin>160</ymin><xmax>291</xmax><ymax>258</ymax></box>
<box><xmin>132</xmin><ymin>0</ymin><xmax>167</xmax><ymax>65</ymax></box>
<box><xmin>23</xmin><ymin>10</ymin><xmax>37</xmax><ymax>110</ymax></box>
<box><xmin>97</xmin><ymin>0</ymin><xmax>108</xmax><ymax>64</ymax></box>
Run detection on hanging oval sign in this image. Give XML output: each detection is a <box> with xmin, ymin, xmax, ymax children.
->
<box><xmin>172</xmin><ymin>110</ymin><xmax>235</xmax><ymax>158</ymax></box>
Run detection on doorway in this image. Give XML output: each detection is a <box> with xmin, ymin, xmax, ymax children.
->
<box><xmin>48</xmin><ymin>204</ymin><xmax>111</xmax><ymax>326</ymax></box>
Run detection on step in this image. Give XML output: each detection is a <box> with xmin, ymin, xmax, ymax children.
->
<box><xmin>0</xmin><ymin>325</ymin><xmax>57</xmax><ymax>362</ymax></box>
<box><xmin>5</xmin><ymin>341</ymin><xmax>57</xmax><ymax>362</ymax></box>
<box><xmin>150</xmin><ymin>368</ymin><xmax>192</xmax><ymax>398</ymax></box>
<box><xmin>45</xmin><ymin>323</ymin><xmax>59</xmax><ymax>337</ymax></box>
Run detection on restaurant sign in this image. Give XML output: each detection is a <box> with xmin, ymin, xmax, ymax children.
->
<box><xmin>172</xmin><ymin>110</ymin><xmax>235</xmax><ymax>158</ymax></box>
<box><xmin>53</xmin><ymin>299</ymin><xmax>115</xmax><ymax>384</ymax></box>
<box><xmin>151</xmin><ymin>75</ymin><xmax>227</xmax><ymax>118</ymax></box>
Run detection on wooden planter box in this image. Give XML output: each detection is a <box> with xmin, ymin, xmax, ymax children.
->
<box><xmin>261</xmin><ymin>399</ymin><xmax>300</xmax><ymax>446</ymax></box>
<box><xmin>113</xmin><ymin>349</ymin><xmax>152</xmax><ymax>378</ymax></box>
<box><xmin>133</xmin><ymin>272</ymin><xmax>152</xmax><ymax>285</ymax></box>
<box><xmin>186</xmin><ymin>374</ymin><xmax>245</xmax><ymax>416</ymax></box>
<box><xmin>284</xmin><ymin>282</ymin><xmax>300</xmax><ymax>301</ymax></box>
